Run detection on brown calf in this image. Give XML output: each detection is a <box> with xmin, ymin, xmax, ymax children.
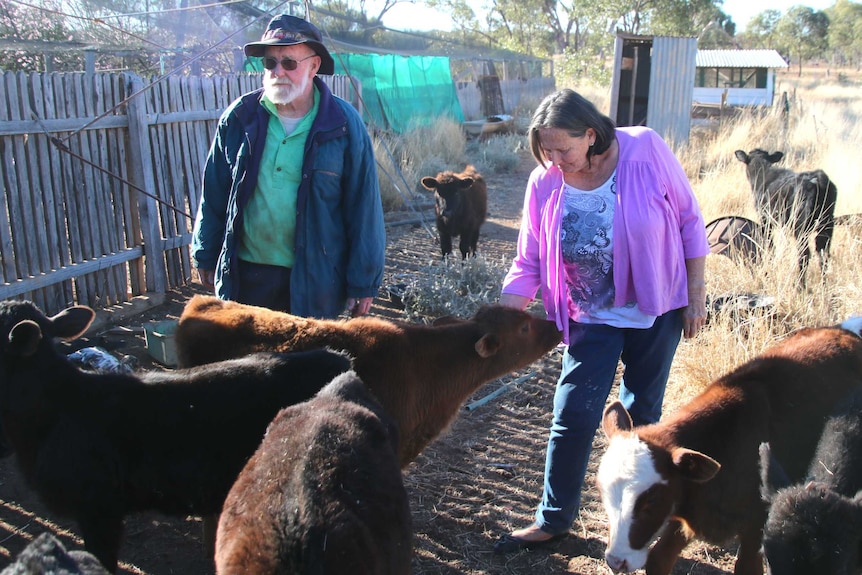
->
<box><xmin>421</xmin><ymin>165</ymin><xmax>488</xmax><ymax>259</ymax></box>
<box><xmin>176</xmin><ymin>295</ymin><xmax>562</xmax><ymax>467</ymax></box>
<box><xmin>216</xmin><ymin>371</ymin><xmax>411</xmax><ymax>575</ymax></box>
<box><xmin>597</xmin><ymin>317</ymin><xmax>862</xmax><ymax>575</ymax></box>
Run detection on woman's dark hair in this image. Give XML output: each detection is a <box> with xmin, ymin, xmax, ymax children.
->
<box><xmin>528</xmin><ymin>88</ymin><xmax>616</xmax><ymax>167</ymax></box>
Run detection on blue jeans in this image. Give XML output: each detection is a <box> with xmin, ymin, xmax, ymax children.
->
<box><xmin>235</xmin><ymin>259</ymin><xmax>292</xmax><ymax>313</ymax></box>
<box><xmin>534</xmin><ymin>308</ymin><xmax>684</xmax><ymax>534</ymax></box>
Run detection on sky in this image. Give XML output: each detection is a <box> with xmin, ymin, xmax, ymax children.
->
<box><xmin>377</xmin><ymin>0</ymin><xmax>840</xmax><ymax>33</ymax></box>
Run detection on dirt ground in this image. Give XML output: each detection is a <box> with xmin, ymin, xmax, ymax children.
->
<box><xmin>0</xmin><ymin>151</ymin><xmax>739</xmax><ymax>574</ymax></box>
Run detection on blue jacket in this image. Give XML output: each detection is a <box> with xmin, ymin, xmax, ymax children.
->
<box><xmin>191</xmin><ymin>77</ymin><xmax>385</xmax><ymax>318</ymax></box>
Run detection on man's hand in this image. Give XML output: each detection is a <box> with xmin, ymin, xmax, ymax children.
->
<box><xmin>197</xmin><ymin>268</ymin><xmax>215</xmax><ymax>292</ymax></box>
<box><xmin>346</xmin><ymin>297</ymin><xmax>373</xmax><ymax>317</ymax></box>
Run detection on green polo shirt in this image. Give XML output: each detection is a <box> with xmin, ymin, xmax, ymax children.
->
<box><xmin>238</xmin><ymin>87</ymin><xmax>320</xmax><ymax>267</ymax></box>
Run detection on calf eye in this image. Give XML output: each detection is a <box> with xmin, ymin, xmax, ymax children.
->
<box><xmin>634</xmin><ymin>485</ymin><xmax>666</xmax><ymax>516</ymax></box>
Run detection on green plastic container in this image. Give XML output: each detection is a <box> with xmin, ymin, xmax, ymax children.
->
<box><xmin>143</xmin><ymin>319</ymin><xmax>179</xmax><ymax>367</ymax></box>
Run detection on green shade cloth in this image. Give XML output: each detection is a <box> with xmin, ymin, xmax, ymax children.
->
<box><xmin>245</xmin><ymin>53</ymin><xmax>465</xmax><ymax>133</ymax></box>
<box><xmin>333</xmin><ymin>53</ymin><xmax>464</xmax><ymax>133</ymax></box>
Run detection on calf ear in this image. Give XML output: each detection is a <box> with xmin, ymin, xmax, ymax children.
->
<box><xmin>601</xmin><ymin>401</ymin><xmax>633</xmax><ymax>438</ymax></box>
<box><xmin>8</xmin><ymin>320</ymin><xmax>43</xmax><ymax>357</ymax></box>
<box><xmin>759</xmin><ymin>442</ymin><xmax>792</xmax><ymax>502</ymax></box>
<box><xmin>458</xmin><ymin>178</ymin><xmax>474</xmax><ymax>189</ymax></box>
<box><xmin>50</xmin><ymin>306</ymin><xmax>95</xmax><ymax>340</ymax></box>
<box><xmin>420</xmin><ymin>177</ymin><xmax>438</xmax><ymax>190</ymax></box>
<box><xmin>766</xmin><ymin>151</ymin><xmax>784</xmax><ymax>164</ymax></box>
<box><xmin>671</xmin><ymin>447</ymin><xmax>721</xmax><ymax>482</ymax></box>
<box><xmin>475</xmin><ymin>333</ymin><xmax>500</xmax><ymax>358</ymax></box>
<box><xmin>734</xmin><ymin>150</ymin><xmax>749</xmax><ymax>164</ymax></box>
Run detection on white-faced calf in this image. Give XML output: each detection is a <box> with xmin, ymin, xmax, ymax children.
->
<box><xmin>597</xmin><ymin>317</ymin><xmax>862</xmax><ymax>575</ymax></box>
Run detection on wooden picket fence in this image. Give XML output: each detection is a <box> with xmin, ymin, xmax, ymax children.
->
<box><xmin>0</xmin><ymin>71</ymin><xmax>358</xmax><ymax>315</ymax></box>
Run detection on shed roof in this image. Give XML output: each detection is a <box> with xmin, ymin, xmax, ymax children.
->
<box><xmin>696</xmin><ymin>49</ymin><xmax>788</xmax><ymax>69</ymax></box>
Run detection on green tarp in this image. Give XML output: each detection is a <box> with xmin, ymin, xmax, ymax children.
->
<box><xmin>333</xmin><ymin>53</ymin><xmax>464</xmax><ymax>133</ymax></box>
<box><xmin>245</xmin><ymin>53</ymin><xmax>464</xmax><ymax>133</ymax></box>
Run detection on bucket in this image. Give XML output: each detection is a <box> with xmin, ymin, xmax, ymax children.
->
<box><xmin>143</xmin><ymin>319</ymin><xmax>179</xmax><ymax>367</ymax></box>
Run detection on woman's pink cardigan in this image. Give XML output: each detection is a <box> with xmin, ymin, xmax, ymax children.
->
<box><xmin>501</xmin><ymin>126</ymin><xmax>710</xmax><ymax>344</ymax></box>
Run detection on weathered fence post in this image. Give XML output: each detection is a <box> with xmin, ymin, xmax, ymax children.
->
<box><xmin>124</xmin><ymin>72</ymin><xmax>167</xmax><ymax>294</ymax></box>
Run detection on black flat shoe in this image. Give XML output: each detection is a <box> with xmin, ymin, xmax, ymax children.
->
<box><xmin>493</xmin><ymin>532</ymin><xmax>566</xmax><ymax>554</ymax></box>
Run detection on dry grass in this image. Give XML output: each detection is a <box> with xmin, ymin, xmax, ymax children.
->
<box><xmin>374</xmin><ymin>118</ymin><xmax>468</xmax><ymax>210</ymax></box>
<box><xmin>668</xmin><ymin>72</ymin><xmax>862</xmax><ymax>408</ymax></box>
<box><xmin>376</xmin><ymin>70</ymin><xmax>862</xmax><ymax>574</ymax></box>
<box><xmin>400</xmin><ymin>71</ymin><xmax>862</xmax><ymax>413</ymax></box>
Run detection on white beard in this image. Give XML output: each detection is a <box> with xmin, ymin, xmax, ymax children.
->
<box><xmin>264</xmin><ymin>72</ymin><xmax>311</xmax><ymax>105</ymax></box>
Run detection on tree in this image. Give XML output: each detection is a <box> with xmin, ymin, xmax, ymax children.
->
<box><xmin>739</xmin><ymin>8</ymin><xmax>782</xmax><ymax>48</ymax></box>
<box><xmin>775</xmin><ymin>5</ymin><xmax>830</xmax><ymax>75</ymax></box>
<box><xmin>649</xmin><ymin>0</ymin><xmax>729</xmax><ymax>38</ymax></box>
<box><xmin>426</xmin><ymin>0</ymin><xmax>728</xmax><ymax>59</ymax></box>
<box><xmin>696</xmin><ymin>16</ymin><xmax>739</xmax><ymax>49</ymax></box>
<box><xmin>0</xmin><ymin>0</ymin><xmax>78</xmax><ymax>71</ymax></box>
<box><xmin>826</xmin><ymin>0</ymin><xmax>862</xmax><ymax>66</ymax></box>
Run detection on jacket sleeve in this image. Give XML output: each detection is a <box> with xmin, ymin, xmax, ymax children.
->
<box><xmin>191</xmin><ymin>113</ymin><xmax>233</xmax><ymax>271</ymax></box>
<box><xmin>340</xmin><ymin>103</ymin><xmax>385</xmax><ymax>298</ymax></box>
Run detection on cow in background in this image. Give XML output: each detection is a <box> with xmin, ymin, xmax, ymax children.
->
<box><xmin>734</xmin><ymin>148</ymin><xmax>837</xmax><ymax>277</ymax></box>
<box><xmin>421</xmin><ymin>165</ymin><xmax>488</xmax><ymax>259</ymax></box>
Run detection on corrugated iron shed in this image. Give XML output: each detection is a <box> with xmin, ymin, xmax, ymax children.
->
<box><xmin>610</xmin><ymin>34</ymin><xmax>696</xmax><ymax>145</ymax></box>
<box><xmin>648</xmin><ymin>36</ymin><xmax>697</xmax><ymax>146</ymax></box>
<box><xmin>696</xmin><ymin>50</ymin><xmax>788</xmax><ymax>69</ymax></box>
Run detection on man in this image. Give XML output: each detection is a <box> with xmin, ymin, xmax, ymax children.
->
<box><xmin>191</xmin><ymin>14</ymin><xmax>385</xmax><ymax>318</ymax></box>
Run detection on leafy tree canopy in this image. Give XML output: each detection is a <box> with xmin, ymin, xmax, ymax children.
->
<box><xmin>5</xmin><ymin>0</ymin><xmax>862</xmax><ymax>76</ymax></box>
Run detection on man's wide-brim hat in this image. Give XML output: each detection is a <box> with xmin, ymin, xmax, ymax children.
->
<box><xmin>244</xmin><ymin>14</ymin><xmax>334</xmax><ymax>75</ymax></box>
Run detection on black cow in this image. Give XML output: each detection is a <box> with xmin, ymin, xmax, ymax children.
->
<box><xmin>0</xmin><ymin>299</ymin><xmax>351</xmax><ymax>572</ymax></box>
<box><xmin>760</xmin><ymin>384</ymin><xmax>862</xmax><ymax>575</ymax></box>
<box><xmin>734</xmin><ymin>148</ymin><xmax>837</xmax><ymax>277</ymax></box>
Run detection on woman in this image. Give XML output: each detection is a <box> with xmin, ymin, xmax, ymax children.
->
<box><xmin>494</xmin><ymin>88</ymin><xmax>709</xmax><ymax>553</ymax></box>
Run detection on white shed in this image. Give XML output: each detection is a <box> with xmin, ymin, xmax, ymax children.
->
<box><xmin>693</xmin><ymin>49</ymin><xmax>788</xmax><ymax>107</ymax></box>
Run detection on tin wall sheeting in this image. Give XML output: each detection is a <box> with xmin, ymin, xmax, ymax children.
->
<box><xmin>647</xmin><ymin>36</ymin><xmax>697</xmax><ymax>146</ymax></box>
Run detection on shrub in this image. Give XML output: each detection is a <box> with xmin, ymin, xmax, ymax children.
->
<box><xmin>399</xmin><ymin>254</ymin><xmax>510</xmax><ymax>322</ymax></box>
<box><xmin>469</xmin><ymin>134</ymin><xmax>526</xmax><ymax>174</ymax></box>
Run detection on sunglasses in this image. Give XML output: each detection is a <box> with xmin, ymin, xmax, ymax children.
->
<box><xmin>262</xmin><ymin>54</ymin><xmax>317</xmax><ymax>71</ymax></box>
